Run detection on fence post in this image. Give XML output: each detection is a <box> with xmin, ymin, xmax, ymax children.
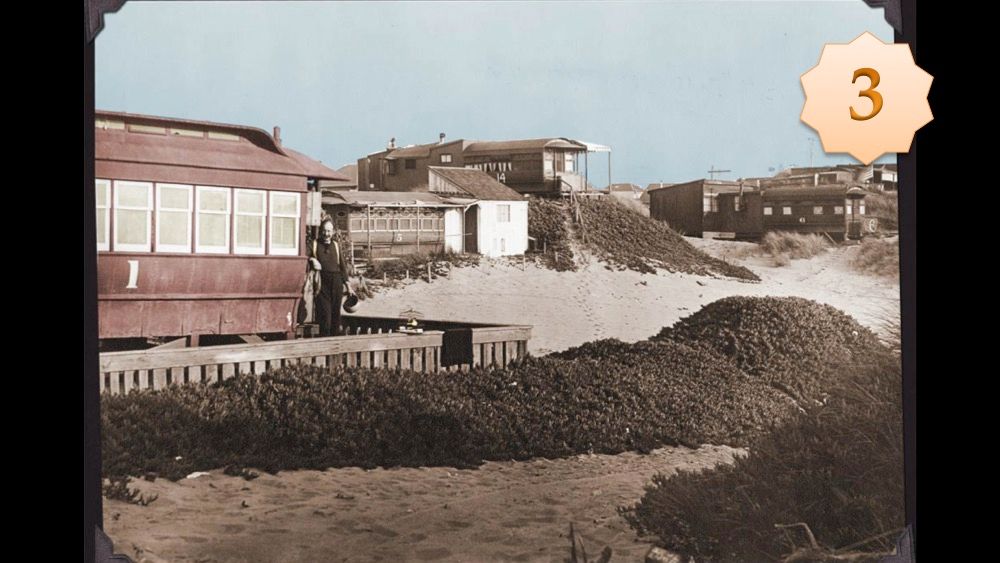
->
<box><xmin>427</xmin><ymin>262</ymin><xmax>432</xmax><ymax>281</ymax></box>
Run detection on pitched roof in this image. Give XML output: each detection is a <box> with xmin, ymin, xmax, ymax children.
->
<box><xmin>323</xmin><ymin>191</ymin><xmax>463</xmax><ymax>207</ymax></box>
<box><xmin>464</xmin><ymin>138</ymin><xmax>586</xmax><ymax>153</ymax></box>
<box><xmin>429</xmin><ymin>167</ymin><xmax>526</xmax><ymax>201</ymax></box>
<box><xmin>95</xmin><ymin>110</ymin><xmax>348</xmax><ymax>181</ymax></box>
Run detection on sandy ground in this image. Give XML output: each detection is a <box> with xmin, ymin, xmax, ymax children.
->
<box><xmin>359</xmin><ymin>239</ymin><xmax>900</xmax><ymax>355</ymax></box>
<box><xmin>105</xmin><ymin>445</ymin><xmax>742</xmax><ymax>563</ymax></box>
<box><xmin>104</xmin><ymin>238</ymin><xmax>899</xmax><ymax>562</ymax></box>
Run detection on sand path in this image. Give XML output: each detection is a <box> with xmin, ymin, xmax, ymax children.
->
<box><xmin>359</xmin><ymin>239</ymin><xmax>899</xmax><ymax>354</ymax></box>
<box><xmin>105</xmin><ymin>445</ymin><xmax>742</xmax><ymax>562</ymax></box>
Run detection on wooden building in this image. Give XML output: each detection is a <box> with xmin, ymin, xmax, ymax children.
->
<box><xmin>428</xmin><ymin>167</ymin><xmax>529</xmax><ymax>257</ymax></box>
<box><xmin>648</xmin><ymin>179</ymin><xmax>870</xmax><ymax>241</ymax></box>
<box><xmin>94</xmin><ymin>110</ymin><xmax>349</xmax><ymax>342</ymax></box>
<box><xmin>357</xmin><ymin>136</ymin><xmax>603</xmax><ymax>196</ymax></box>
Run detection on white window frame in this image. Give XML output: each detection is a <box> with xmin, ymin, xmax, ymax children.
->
<box><xmin>155</xmin><ymin>183</ymin><xmax>193</xmax><ymax>253</ymax></box>
<box><xmin>834</xmin><ymin>206</ymin><xmax>845</xmax><ymax>215</ymax></box>
<box><xmin>440</xmin><ymin>153</ymin><xmax>452</xmax><ymax>164</ymax></box>
<box><xmin>113</xmin><ymin>180</ymin><xmax>153</xmax><ymax>252</ymax></box>
<box><xmin>782</xmin><ymin>206</ymin><xmax>792</xmax><ymax>215</ymax></box>
<box><xmin>234</xmin><ymin>189</ymin><xmax>267</xmax><ymax>255</ymax></box>
<box><xmin>763</xmin><ymin>206</ymin><xmax>773</xmax><ymax>216</ymax></box>
<box><xmin>195</xmin><ymin>186</ymin><xmax>232</xmax><ymax>254</ymax></box>
<box><xmin>813</xmin><ymin>206</ymin><xmax>824</xmax><ymax>215</ymax></box>
<box><xmin>497</xmin><ymin>204</ymin><xmax>511</xmax><ymax>223</ymax></box>
<box><xmin>269</xmin><ymin>191</ymin><xmax>301</xmax><ymax>256</ymax></box>
<box><xmin>96</xmin><ymin>179</ymin><xmax>111</xmax><ymax>251</ymax></box>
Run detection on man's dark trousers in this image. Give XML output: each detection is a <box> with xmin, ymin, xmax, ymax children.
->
<box><xmin>315</xmin><ymin>271</ymin><xmax>345</xmax><ymax>336</ymax></box>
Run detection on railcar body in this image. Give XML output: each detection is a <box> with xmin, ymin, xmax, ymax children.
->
<box><xmin>94</xmin><ymin>111</ymin><xmax>347</xmax><ymax>342</ymax></box>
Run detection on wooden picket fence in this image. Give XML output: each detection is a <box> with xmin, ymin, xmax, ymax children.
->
<box><xmin>99</xmin><ymin>317</ymin><xmax>532</xmax><ymax>395</ymax></box>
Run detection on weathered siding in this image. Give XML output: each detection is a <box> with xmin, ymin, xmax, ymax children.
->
<box><xmin>649</xmin><ymin>181</ymin><xmax>704</xmax><ymax>236</ymax></box>
<box><xmin>476</xmin><ymin>200</ymin><xmax>528</xmax><ymax>257</ymax></box>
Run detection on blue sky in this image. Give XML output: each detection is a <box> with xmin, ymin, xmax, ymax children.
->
<box><xmin>96</xmin><ymin>1</ymin><xmax>893</xmax><ymax>186</ymax></box>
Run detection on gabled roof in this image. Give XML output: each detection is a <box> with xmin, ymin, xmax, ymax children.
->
<box><xmin>428</xmin><ymin>167</ymin><xmax>526</xmax><ymax>201</ymax></box>
<box><xmin>95</xmin><ymin>110</ymin><xmax>348</xmax><ymax>181</ymax></box>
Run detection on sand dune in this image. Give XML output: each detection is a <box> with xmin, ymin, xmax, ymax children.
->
<box><xmin>103</xmin><ymin>239</ymin><xmax>899</xmax><ymax>562</ymax></box>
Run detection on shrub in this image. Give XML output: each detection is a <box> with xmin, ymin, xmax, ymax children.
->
<box><xmin>102</xmin><ymin>340</ymin><xmax>799</xmax><ymax>480</ymax></box>
<box><xmin>864</xmin><ymin>191</ymin><xmax>898</xmax><ymax>231</ymax></box>
<box><xmin>621</xmin><ymin>355</ymin><xmax>903</xmax><ymax>562</ymax></box>
<box><xmin>576</xmin><ymin>197</ymin><xmax>757</xmax><ymax>280</ymax></box>
<box><xmin>741</xmin><ymin>231</ymin><xmax>831</xmax><ymax>266</ymax></box>
<box><xmin>528</xmin><ymin>198</ymin><xmax>577</xmax><ymax>271</ymax></box>
<box><xmin>654</xmin><ymin>296</ymin><xmax>890</xmax><ymax>405</ymax></box>
<box><xmin>852</xmin><ymin>237</ymin><xmax>899</xmax><ymax>279</ymax></box>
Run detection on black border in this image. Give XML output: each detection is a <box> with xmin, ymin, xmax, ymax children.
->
<box><xmin>83</xmin><ymin>1</ymin><xmax>921</xmax><ymax>560</ymax></box>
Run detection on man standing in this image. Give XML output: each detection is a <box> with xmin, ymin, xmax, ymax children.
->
<box><xmin>310</xmin><ymin>219</ymin><xmax>354</xmax><ymax>336</ymax></box>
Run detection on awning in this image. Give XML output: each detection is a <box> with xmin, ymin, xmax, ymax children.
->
<box><xmin>571</xmin><ymin>140</ymin><xmax>611</xmax><ymax>153</ymax></box>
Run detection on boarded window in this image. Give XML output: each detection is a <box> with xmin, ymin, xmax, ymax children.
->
<box><xmin>235</xmin><ymin>189</ymin><xmax>266</xmax><ymax>254</ymax></box>
<box><xmin>196</xmin><ymin>186</ymin><xmax>231</xmax><ymax>253</ymax></box>
<box><xmin>156</xmin><ymin>184</ymin><xmax>193</xmax><ymax>252</ymax></box>
<box><xmin>269</xmin><ymin>192</ymin><xmax>300</xmax><ymax>255</ymax></box>
<box><xmin>96</xmin><ymin>179</ymin><xmax>110</xmax><ymax>251</ymax></box>
<box><xmin>114</xmin><ymin>181</ymin><xmax>152</xmax><ymax>251</ymax></box>
<box><xmin>497</xmin><ymin>204</ymin><xmax>511</xmax><ymax>223</ymax></box>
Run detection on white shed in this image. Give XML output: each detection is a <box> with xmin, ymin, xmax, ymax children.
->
<box><xmin>428</xmin><ymin>167</ymin><xmax>529</xmax><ymax>257</ymax></box>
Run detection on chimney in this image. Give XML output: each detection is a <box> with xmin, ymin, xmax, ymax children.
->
<box><xmin>273</xmin><ymin>126</ymin><xmax>281</xmax><ymax>146</ymax></box>
<box><xmin>388</xmin><ymin>137</ymin><xmax>396</xmax><ymax>149</ymax></box>
<box><xmin>439</xmin><ymin>132</ymin><xmax>446</xmax><ymax>144</ymax></box>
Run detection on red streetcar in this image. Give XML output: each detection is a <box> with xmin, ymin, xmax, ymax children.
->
<box><xmin>94</xmin><ymin>110</ymin><xmax>348</xmax><ymax>347</ymax></box>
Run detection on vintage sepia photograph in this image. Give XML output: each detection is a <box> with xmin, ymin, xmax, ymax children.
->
<box><xmin>88</xmin><ymin>1</ymin><xmax>911</xmax><ymax>561</ymax></box>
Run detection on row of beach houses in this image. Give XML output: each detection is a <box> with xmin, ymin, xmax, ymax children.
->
<box><xmin>95</xmin><ymin>109</ymin><xmax>892</xmax><ymax>272</ymax></box>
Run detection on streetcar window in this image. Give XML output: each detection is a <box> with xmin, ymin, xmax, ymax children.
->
<box><xmin>269</xmin><ymin>192</ymin><xmax>300</xmax><ymax>256</ymax></box>
<box><xmin>235</xmin><ymin>189</ymin><xmax>266</xmax><ymax>255</ymax></box>
<box><xmin>196</xmin><ymin>186</ymin><xmax>231</xmax><ymax>254</ymax></box>
<box><xmin>96</xmin><ymin>179</ymin><xmax>110</xmax><ymax>251</ymax></box>
<box><xmin>156</xmin><ymin>184</ymin><xmax>193</xmax><ymax>253</ymax></box>
<box><xmin>113</xmin><ymin>181</ymin><xmax>153</xmax><ymax>252</ymax></box>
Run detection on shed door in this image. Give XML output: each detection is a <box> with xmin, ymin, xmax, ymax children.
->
<box><xmin>444</xmin><ymin>208</ymin><xmax>463</xmax><ymax>253</ymax></box>
<box><xmin>464</xmin><ymin>206</ymin><xmax>478</xmax><ymax>254</ymax></box>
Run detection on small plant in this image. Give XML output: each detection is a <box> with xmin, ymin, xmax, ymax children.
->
<box><xmin>103</xmin><ymin>476</ymin><xmax>158</xmax><ymax>506</ymax></box>
<box><xmin>851</xmin><ymin>237</ymin><xmax>899</xmax><ymax>279</ymax></box>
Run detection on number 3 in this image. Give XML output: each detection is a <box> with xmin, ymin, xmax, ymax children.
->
<box><xmin>850</xmin><ymin>67</ymin><xmax>883</xmax><ymax>121</ymax></box>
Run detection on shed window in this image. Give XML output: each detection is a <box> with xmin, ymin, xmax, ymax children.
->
<box><xmin>763</xmin><ymin>206</ymin><xmax>773</xmax><ymax>216</ymax></box>
<box><xmin>703</xmin><ymin>195</ymin><xmax>719</xmax><ymax>213</ymax></box>
<box><xmin>387</xmin><ymin>161</ymin><xmax>397</xmax><ymax>176</ymax></box>
<box><xmin>269</xmin><ymin>192</ymin><xmax>300</xmax><ymax>255</ymax></box>
<box><xmin>564</xmin><ymin>154</ymin><xmax>575</xmax><ymax>173</ymax></box>
<box><xmin>859</xmin><ymin>204</ymin><xmax>865</xmax><ymax>215</ymax></box>
<box><xmin>234</xmin><ymin>189</ymin><xmax>266</xmax><ymax>254</ymax></box>
<box><xmin>734</xmin><ymin>198</ymin><xmax>742</xmax><ymax>212</ymax></box>
<box><xmin>543</xmin><ymin>154</ymin><xmax>554</xmax><ymax>174</ymax></box>
<box><xmin>440</xmin><ymin>154</ymin><xmax>452</xmax><ymax>164</ymax></box>
<box><xmin>113</xmin><ymin>181</ymin><xmax>153</xmax><ymax>252</ymax></box>
<box><xmin>782</xmin><ymin>206</ymin><xmax>792</xmax><ymax>215</ymax></box>
<box><xmin>813</xmin><ymin>206</ymin><xmax>824</xmax><ymax>215</ymax></box>
<box><xmin>156</xmin><ymin>184</ymin><xmax>193</xmax><ymax>253</ymax></box>
<box><xmin>405</xmin><ymin>159</ymin><xmax>416</xmax><ymax>170</ymax></box>
<box><xmin>96</xmin><ymin>179</ymin><xmax>110</xmax><ymax>251</ymax></box>
<box><xmin>497</xmin><ymin>204</ymin><xmax>511</xmax><ymax>223</ymax></box>
<box><xmin>834</xmin><ymin>206</ymin><xmax>844</xmax><ymax>215</ymax></box>
<box><xmin>196</xmin><ymin>186</ymin><xmax>231</xmax><ymax>253</ymax></box>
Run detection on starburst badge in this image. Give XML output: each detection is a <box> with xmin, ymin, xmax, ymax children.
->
<box><xmin>800</xmin><ymin>32</ymin><xmax>933</xmax><ymax>165</ymax></box>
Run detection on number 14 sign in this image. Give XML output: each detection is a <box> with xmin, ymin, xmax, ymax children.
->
<box><xmin>800</xmin><ymin>31</ymin><xmax>933</xmax><ymax>165</ymax></box>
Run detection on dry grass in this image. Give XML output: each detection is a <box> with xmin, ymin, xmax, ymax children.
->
<box><xmin>851</xmin><ymin>237</ymin><xmax>899</xmax><ymax>279</ymax></box>
<box><xmin>864</xmin><ymin>191</ymin><xmax>898</xmax><ymax>231</ymax></box>
<box><xmin>735</xmin><ymin>231</ymin><xmax>831</xmax><ymax>267</ymax></box>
